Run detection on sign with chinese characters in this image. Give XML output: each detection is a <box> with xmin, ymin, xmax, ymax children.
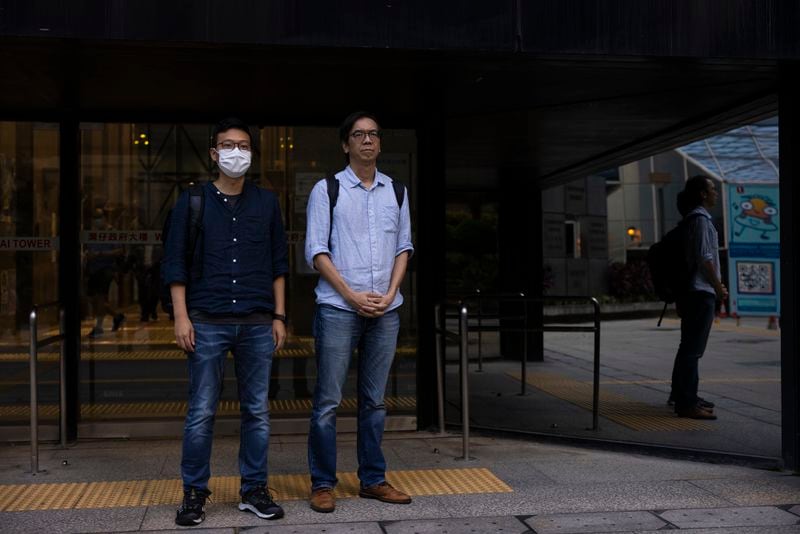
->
<box><xmin>727</xmin><ymin>184</ymin><xmax>780</xmax><ymax>317</ymax></box>
<box><xmin>81</xmin><ymin>231</ymin><xmax>162</xmax><ymax>245</ymax></box>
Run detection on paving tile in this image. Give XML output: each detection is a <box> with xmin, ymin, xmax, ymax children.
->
<box><xmin>383</xmin><ymin>515</ymin><xmax>529</xmax><ymax>534</ymax></box>
<box><xmin>634</xmin><ymin>527</ymin><xmax>800</xmax><ymax>534</ymax></box>
<box><xmin>241</xmin><ymin>521</ymin><xmax>383</xmax><ymax>533</ymax></box>
<box><xmin>525</xmin><ymin>511</ymin><xmax>665</xmax><ymax>533</ymax></box>
<box><xmin>0</xmin><ymin>507</ymin><xmax>147</xmax><ymax>534</ymax></box>
<box><xmin>438</xmin><ymin>480</ymin><xmax>729</xmax><ymax>516</ymax></box>
<box><xmin>690</xmin><ymin>476</ymin><xmax>800</xmax><ymax>505</ymax></box>
<box><xmin>139</xmin><ymin>496</ymin><xmax>450</xmax><ymax>530</ymax></box>
<box><xmin>659</xmin><ymin>505</ymin><xmax>799</xmax><ymax>529</ymax></box>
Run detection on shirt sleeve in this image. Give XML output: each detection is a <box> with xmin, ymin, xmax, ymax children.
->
<box><xmin>270</xmin><ymin>193</ymin><xmax>289</xmax><ymax>279</ymax></box>
<box><xmin>161</xmin><ymin>191</ymin><xmax>190</xmax><ymax>286</ymax></box>
<box><xmin>304</xmin><ymin>179</ymin><xmax>330</xmax><ymax>269</ymax></box>
<box><xmin>395</xmin><ymin>187</ymin><xmax>414</xmax><ymax>258</ymax></box>
<box><xmin>695</xmin><ymin>216</ymin><xmax>715</xmax><ymax>264</ymax></box>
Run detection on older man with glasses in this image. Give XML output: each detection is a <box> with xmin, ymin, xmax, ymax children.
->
<box><xmin>304</xmin><ymin>111</ymin><xmax>414</xmax><ymax>513</ymax></box>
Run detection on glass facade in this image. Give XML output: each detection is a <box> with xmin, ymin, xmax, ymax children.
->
<box><xmin>0</xmin><ymin>122</ymin><xmax>61</xmax><ymax>427</ymax></box>
<box><xmin>0</xmin><ymin>121</ymin><xmax>418</xmax><ymax>432</ymax></box>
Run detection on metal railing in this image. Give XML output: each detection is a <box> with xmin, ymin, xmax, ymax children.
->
<box><xmin>435</xmin><ymin>293</ymin><xmax>602</xmax><ymax>460</ymax></box>
<box><xmin>29</xmin><ymin>302</ymin><xmax>67</xmax><ymax>474</ymax></box>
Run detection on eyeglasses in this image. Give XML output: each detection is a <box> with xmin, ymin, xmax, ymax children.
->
<box><xmin>216</xmin><ymin>141</ymin><xmax>251</xmax><ymax>152</ymax></box>
<box><xmin>350</xmin><ymin>130</ymin><xmax>381</xmax><ymax>141</ymax></box>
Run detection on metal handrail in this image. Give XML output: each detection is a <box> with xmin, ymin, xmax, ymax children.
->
<box><xmin>435</xmin><ymin>293</ymin><xmax>602</xmax><ymax>460</ymax></box>
<box><xmin>29</xmin><ymin>301</ymin><xmax>66</xmax><ymax>475</ymax></box>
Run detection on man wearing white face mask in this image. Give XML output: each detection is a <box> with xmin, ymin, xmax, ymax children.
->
<box><xmin>163</xmin><ymin>118</ymin><xmax>289</xmax><ymax>525</ymax></box>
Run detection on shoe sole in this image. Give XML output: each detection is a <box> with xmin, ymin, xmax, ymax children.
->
<box><xmin>238</xmin><ymin>502</ymin><xmax>284</xmax><ymax>519</ymax></box>
<box><xmin>309</xmin><ymin>502</ymin><xmax>335</xmax><ymax>513</ymax></box>
<box><xmin>174</xmin><ymin>514</ymin><xmax>204</xmax><ymax>526</ymax></box>
<box><xmin>358</xmin><ymin>491</ymin><xmax>412</xmax><ymax>504</ymax></box>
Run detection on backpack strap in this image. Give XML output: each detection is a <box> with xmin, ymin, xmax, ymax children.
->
<box><xmin>325</xmin><ymin>175</ymin><xmax>339</xmax><ymax>251</ymax></box>
<box><xmin>392</xmin><ymin>180</ymin><xmax>405</xmax><ymax>209</ymax></box>
<box><xmin>187</xmin><ymin>183</ymin><xmax>205</xmax><ymax>280</ymax></box>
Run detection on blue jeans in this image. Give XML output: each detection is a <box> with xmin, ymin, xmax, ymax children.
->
<box><xmin>181</xmin><ymin>323</ymin><xmax>274</xmax><ymax>494</ymax></box>
<box><xmin>308</xmin><ymin>304</ymin><xmax>400</xmax><ymax>490</ymax></box>
<box><xmin>671</xmin><ymin>291</ymin><xmax>716</xmax><ymax>411</ymax></box>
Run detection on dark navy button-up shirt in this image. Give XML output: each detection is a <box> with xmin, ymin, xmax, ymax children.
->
<box><xmin>162</xmin><ymin>180</ymin><xmax>288</xmax><ymax>316</ymax></box>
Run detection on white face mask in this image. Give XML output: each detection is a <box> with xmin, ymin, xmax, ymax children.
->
<box><xmin>216</xmin><ymin>148</ymin><xmax>251</xmax><ymax>178</ymax></box>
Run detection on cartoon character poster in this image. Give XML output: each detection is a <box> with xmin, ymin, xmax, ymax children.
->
<box><xmin>727</xmin><ymin>184</ymin><xmax>780</xmax><ymax>316</ymax></box>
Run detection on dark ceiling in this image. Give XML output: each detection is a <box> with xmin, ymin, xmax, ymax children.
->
<box><xmin>2</xmin><ymin>38</ymin><xmax>779</xmax><ymax>186</ymax></box>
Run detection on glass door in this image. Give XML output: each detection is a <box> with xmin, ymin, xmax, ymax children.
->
<box><xmin>0</xmin><ymin>122</ymin><xmax>60</xmax><ymax>434</ymax></box>
<box><xmin>77</xmin><ymin>122</ymin><xmax>418</xmax><ymax>433</ymax></box>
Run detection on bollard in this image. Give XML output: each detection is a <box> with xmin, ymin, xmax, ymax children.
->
<box><xmin>458</xmin><ymin>305</ymin><xmax>473</xmax><ymax>460</ymax></box>
<box><xmin>434</xmin><ymin>304</ymin><xmax>446</xmax><ymax>436</ymax></box>
<box><xmin>29</xmin><ymin>310</ymin><xmax>40</xmax><ymax>474</ymax></box>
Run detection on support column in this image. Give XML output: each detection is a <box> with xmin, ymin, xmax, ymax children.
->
<box><xmin>499</xmin><ymin>167</ymin><xmax>544</xmax><ymax>362</ymax></box>
<box><xmin>415</xmin><ymin>96</ymin><xmax>447</xmax><ymax>430</ymax></box>
<box><xmin>59</xmin><ymin>115</ymin><xmax>80</xmax><ymax>442</ymax></box>
<box><xmin>780</xmin><ymin>61</ymin><xmax>800</xmax><ymax>471</ymax></box>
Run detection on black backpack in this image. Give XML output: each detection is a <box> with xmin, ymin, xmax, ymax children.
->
<box><xmin>324</xmin><ymin>175</ymin><xmax>405</xmax><ymax>248</ymax></box>
<box><xmin>647</xmin><ymin>212</ymin><xmax>701</xmax><ymax>326</ymax></box>
<box><xmin>160</xmin><ymin>183</ymin><xmax>205</xmax><ymax>314</ymax></box>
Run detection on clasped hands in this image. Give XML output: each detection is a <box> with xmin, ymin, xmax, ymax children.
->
<box><xmin>350</xmin><ymin>290</ymin><xmax>394</xmax><ymax>318</ymax></box>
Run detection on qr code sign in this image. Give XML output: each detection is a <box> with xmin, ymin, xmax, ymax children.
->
<box><xmin>737</xmin><ymin>262</ymin><xmax>774</xmax><ymax>294</ymax></box>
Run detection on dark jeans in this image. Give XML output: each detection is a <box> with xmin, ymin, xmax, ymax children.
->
<box><xmin>671</xmin><ymin>291</ymin><xmax>716</xmax><ymax>411</ymax></box>
<box><xmin>181</xmin><ymin>323</ymin><xmax>274</xmax><ymax>494</ymax></box>
<box><xmin>308</xmin><ymin>304</ymin><xmax>400</xmax><ymax>491</ymax></box>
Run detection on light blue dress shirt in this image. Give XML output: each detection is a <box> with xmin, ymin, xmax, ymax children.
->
<box><xmin>686</xmin><ymin>206</ymin><xmax>720</xmax><ymax>296</ymax></box>
<box><xmin>305</xmin><ymin>166</ymin><xmax>414</xmax><ymax>312</ymax></box>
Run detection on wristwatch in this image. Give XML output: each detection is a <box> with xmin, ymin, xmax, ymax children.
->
<box><xmin>273</xmin><ymin>313</ymin><xmax>287</xmax><ymax>324</ymax></box>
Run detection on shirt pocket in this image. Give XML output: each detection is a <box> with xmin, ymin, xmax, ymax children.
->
<box><xmin>381</xmin><ymin>204</ymin><xmax>399</xmax><ymax>234</ymax></box>
<box><xmin>241</xmin><ymin>215</ymin><xmax>268</xmax><ymax>264</ymax></box>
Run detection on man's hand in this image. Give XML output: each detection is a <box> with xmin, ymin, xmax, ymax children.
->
<box><xmin>354</xmin><ymin>291</ymin><xmax>396</xmax><ymax>318</ymax></box>
<box><xmin>716</xmin><ymin>283</ymin><xmax>729</xmax><ymax>301</ymax></box>
<box><xmin>272</xmin><ymin>319</ymin><xmax>287</xmax><ymax>351</ymax></box>
<box><xmin>174</xmin><ymin>315</ymin><xmax>195</xmax><ymax>353</ymax></box>
<box><xmin>348</xmin><ymin>291</ymin><xmax>384</xmax><ymax>317</ymax></box>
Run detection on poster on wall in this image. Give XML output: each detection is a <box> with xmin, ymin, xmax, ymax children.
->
<box><xmin>727</xmin><ymin>184</ymin><xmax>780</xmax><ymax>317</ymax></box>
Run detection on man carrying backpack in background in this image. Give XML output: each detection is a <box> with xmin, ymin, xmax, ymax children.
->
<box><xmin>670</xmin><ymin>175</ymin><xmax>727</xmax><ymax>420</ymax></box>
<box><xmin>162</xmin><ymin>118</ymin><xmax>289</xmax><ymax>525</ymax></box>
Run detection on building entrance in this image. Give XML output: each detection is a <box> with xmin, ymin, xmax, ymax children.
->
<box><xmin>0</xmin><ymin>121</ymin><xmax>419</xmax><ymax>438</ymax></box>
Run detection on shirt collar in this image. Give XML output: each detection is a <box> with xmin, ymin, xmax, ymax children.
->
<box><xmin>343</xmin><ymin>165</ymin><xmax>386</xmax><ymax>189</ymax></box>
<box><xmin>688</xmin><ymin>206</ymin><xmax>712</xmax><ymax>219</ymax></box>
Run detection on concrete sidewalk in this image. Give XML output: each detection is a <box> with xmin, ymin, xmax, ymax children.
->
<box><xmin>2</xmin><ymin>432</ymin><xmax>800</xmax><ymax>533</ymax></box>
<box><xmin>444</xmin><ymin>316</ymin><xmax>782</xmax><ymax>459</ymax></box>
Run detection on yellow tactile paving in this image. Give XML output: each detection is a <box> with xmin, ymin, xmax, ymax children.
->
<box><xmin>0</xmin><ymin>396</ymin><xmax>417</xmax><ymax>420</ymax></box>
<box><xmin>0</xmin><ymin>346</ymin><xmax>415</xmax><ymax>362</ymax></box>
<box><xmin>601</xmin><ymin>378</ymin><xmax>780</xmax><ymax>385</ymax></box>
<box><xmin>661</xmin><ymin>317</ymin><xmax>780</xmax><ymax>337</ymax></box>
<box><xmin>0</xmin><ymin>468</ymin><xmax>512</xmax><ymax>512</ymax></box>
<box><xmin>507</xmin><ymin>370</ymin><xmax>714</xmax><ymax>431</ymax></box>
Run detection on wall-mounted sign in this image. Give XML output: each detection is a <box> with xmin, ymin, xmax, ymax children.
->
<box><xmin>81</xmin><ymin>231</ymin><xmax>162</xmax><ymax>245</ymax></box>
<box><xmin>727</xmin><ymin>184</ymin><xmax>780</xmax><ymax>317</ymax></box>
<box><xmin>0</xmin><ymin>237</ymin><xmax>59</xmax><ymax>250</ymax></box>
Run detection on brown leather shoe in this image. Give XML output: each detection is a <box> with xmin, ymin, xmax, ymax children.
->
<box><xmin>676</xmin><ymin>406</ymin><xmax>717</xmax><ymax>420</ymax></box>
<box><xmin>309</xmin><ymin>488</ymin><xmax>335</xmax><ymax>513</ymax></box>
<box><xmin>358</xmin><ymin>482</ymin><xmax>412</xmax><ymax>504</ymax></box>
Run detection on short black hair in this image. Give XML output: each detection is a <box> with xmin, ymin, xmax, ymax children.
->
<box><xmin>339</xmin><ymin>111</ymin><xmax>380</xmax><ymax>145</ymax></box>
<box><xmin>211</xmin><ymin>117</ymin><xmax>252</xmax><ymax>147</ymax></box>
<box><xmin>339</xmin><ymin>111</ymin><xmax>380</xmax><ymax>164</ymax></box>
<box><xmin>683</xmin><ymin>174</ymin><xmax>713</xmax><ymax>209</ymax></box>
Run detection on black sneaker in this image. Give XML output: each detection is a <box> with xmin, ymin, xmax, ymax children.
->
<box><xmin>112</xmin><ymin>313</ymin><xmax>126</xmax><ymax>331</ymax></box>
<box><xmin>239</xmin><ymin>487</ymin><xmax>284</xmax><ymax>520</ymax></box>
<box><xmin>175</xmin><ymin>488</ymin><xmax>211</xmax><ymax>526</ymax></box>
